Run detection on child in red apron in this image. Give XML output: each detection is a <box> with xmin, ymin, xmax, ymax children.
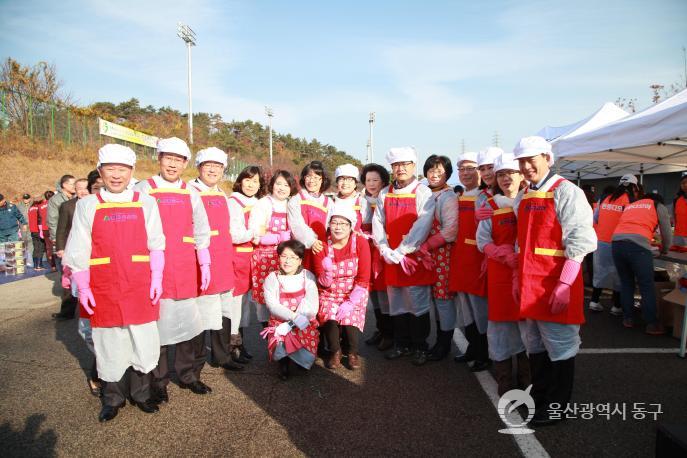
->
<box><xmin>249</xmin><ymin>171</ymin><xmax>298</xmax><ymax>327</ymax></box>
<box><xmin>477</xmin><ymin>153</ymin><xmax>530</xmax><ymax>396</ymax></box>
<box><xmin>313</xmin><ymin>204</ymin><xmax>371</xmax><ymax>370</ymax></box>
<box><xmin>228</xmin><ymin>166</ymin><xmax>264</xmax><ymax>362</ymax></box>
<box><xmin>288</xmin><ymin>161</ymin><xmax>332</xmax><ymax>271</ymax></box>
<box><xmin>260</xmin><ymin>240</ymin><xmax>320</xmax><ymax>380</ymax></box>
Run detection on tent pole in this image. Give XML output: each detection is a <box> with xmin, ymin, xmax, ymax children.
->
<box><xmin>577</xmin><ymin>172</ymin><xmax>581</xmax><ymax>187</ymax></box>
<box><xmin>639</xmin><ymin>163</ymin><xmax>644</xmax><ymax>185</ymax></box>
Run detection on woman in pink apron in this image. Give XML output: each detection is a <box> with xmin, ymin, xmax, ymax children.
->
<box><xmin>333</xmin><ymin>163</ymin><xmax>369</xmax><ymax>235</ymax></box>
<box><xmin>228</xmin><ymin>166</ymin><xmax>264</xmax><ymax>361</ymax></box>
<box><xmin>260</xmin><ymin>240</ymin><xmax>320</xmax><ymax>380</ymax></box>
<box><xmin>288</xmin><ymin>161</ymin><xmax>332</xmax><ymax>271</ymax></box>
<box><xmin>313</xmin><ymin>204</ymin><xmax>371</xmax><ymax>370</ymax></box>
<box><xmin>248</xmin><ymin>170</ymin><xmax>298</xmax><ymax>327</ymax></box>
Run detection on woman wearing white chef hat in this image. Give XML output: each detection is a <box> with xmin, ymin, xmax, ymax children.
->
<box><xmin>64</xmin><ymin>143</ymin><xmax>165</xmax><ymax>422</ymax></box>
<box><xmin>332</xmin><ymin>163</ymin><xmax>369</xmax><ymax>235</ymax></box>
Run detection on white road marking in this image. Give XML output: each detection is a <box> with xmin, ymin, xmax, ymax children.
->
<box><xmin>578</xmin><ymin>348</ymin><xmax>678</xmax><ymax>354</ymax></box>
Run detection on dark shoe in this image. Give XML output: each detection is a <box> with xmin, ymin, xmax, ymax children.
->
<box><xmin>326</xmin><ymin>350</ymin><xmax>343</xmax><ymax>369</ymax></box>
<box><xmin>240</xmin><ymin>345</ymin><xmax>254</xmax><ymax>360</ymax></box>
<box><xmin>278</xmin><ymin>358</ymin><xmax>290</xmax><ymax>381</ymax></box>
<box><xmin>221</xmin><ymin>360</ymin><xmax>245</xmax><ymax>372</ymax></box>
<box><xmin>622</xmin><ymin>317</ymin><xmax>634</xmax><ymax>328</ymax></box>
<box><xmin>385</xmin><ymin>347</ymin><xmax>411</xmax><ymax>360</ymax></box>
<box><xmin>98</xmin><ymin>403</ymin><xmax>124</xmax><ymax>422</ymax></box>
<box><xmin>411</xmin><ymin>349</ymin><xmax>428</xmax><ymax>366</ymax></box>
<box><xmin>365</xmin><ymin>331</ymin><xmax>383</xmax><ymax>346</ymax></box>
<box><xmin>377</xmin><ymin>336</ymin><xmax>394</xmax><ymax>352</ymax></box>
<box><xmin>427</xmin><ymin>343</ymin><xmax>449</xmax><ymax>362</ymax></box>
<box><xmin>52</xmin><ymin>313</ymin><xmax>73</xmax><ymax>321</ymax></box>
<box><xmin>645</xmin><ymin>323</ymin><xmax>666</xmax><ymax>335</ymax></box>
<box><xmin>150</xmin><ymin>387</ymin><xmax>168</xmax><ymax>404</ymax></box>
<box><xmin>131</xmin><ymin>399</ymin><xmax>159</xmax><ymax>413</ymax></box>
<box><xmin>470</xmin><ymin>359</ymin><xmax>492</xmax><ymax>372</ymax></box>
<box><xmin>179</xmin><ymin>381</ymin><xmax>209</xmax><ymax>395</ymax></box>
<box><xmin>347</xmin><ymin>353</ymin><xmax>361</xmax><ymax>370</ymax></box>
<box><xmin>231</xmin><ymin>348</ymin><xmax>250</xmax><ymax>364</ymax></box>
<box><xmin>454</xmin><ymin>352</ymin><xmax>474</xmax><ymax>364</ymax></box>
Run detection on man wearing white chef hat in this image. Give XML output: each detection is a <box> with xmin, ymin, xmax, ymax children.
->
<box><xmin>134</xmin><ymin>137</ymin><xmax>213</xmax><ymax>404</ymax></box>
<box><xmin>512</xmin><ymin>135</ymin><xmax>596</xmax><ymax>426</ymax></box>
<box><xmin>63</xmin><ymin>143</ymin><xmax>166</xmax><ymax>422</ymax></box>
<box><xmin>372</xmin><ymin>146</ymin><xmax>436</xmax><ymax>366</ymax></box>
<box><xmin>188</xmin><ymin>147</ymin><xmax>245</xmax><ymax>373</ymax></box>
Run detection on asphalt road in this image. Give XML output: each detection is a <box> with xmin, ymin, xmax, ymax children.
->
<box><xmin>0</xmin><ymin>276</ymin><xmax>685</xmax><ymax>457</ymax></box>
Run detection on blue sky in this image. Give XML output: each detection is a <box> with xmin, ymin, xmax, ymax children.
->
<box><xmin>1</xmin><ymin>0</ymin><xmax>686</xmax><ymax>166</ymax></box>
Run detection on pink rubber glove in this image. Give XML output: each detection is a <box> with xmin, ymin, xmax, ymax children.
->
<box><xmin>149</xmin><ymin>250</ymin><xmax>164</xmax><ymax>305</ymax></box>
<box><xmin>483</xmin><ymin>243</ymin><xmax>515</xmax><ymax>264</ymax></box>
<box><xmin>420</xmin><ymin>233</ymin><xmax>446</xmax><ymax>252</ymax></box>
<box><xmin>279</xmin><ymin>231</ymin><xmax>291</xmax><ymax>242</ymax></box>
<box><xmin>475</xmin><ymin>205</ymin><xmax>494</xmax><ymax>221</ymax></box>
<box><xmin>549</xmin><ymin>259</ymin><xmax>580</xmax><ymax>314</ymax></box>
<box><xmin>72</xmin><ymin>270</ymin><xmax>96</xmax><ymax>315</ymax></box>
<box><xmin>259</xmin><ymin>233</ymin><xmax>280</xmax><ymax>246</ymax></box>
<box><xmin>61</xmin><ymin>265</ymin><xmax>72</xmax><ymax>289</ymax></box>
<box><xmin>318</xmin><ymin>256</ymin><xmax>336</xmax><ymax>287</ymax></box>
<box><xmin>417</xmin><ymin>249</ymin><xmax>435</xmax><ymax>271</ymax></box>
<box><xmin>400</xmin><ymin>255</ymin><xmax>417</xmax><ymax>276</ymax></box>
<box><xmin>348</xmin><ymin>285</ymin><xmax>367</xmax><ymax>306</ymax></box>
<box><xmin>336</xmin><ymin>301</ymin><xmax>354</xmax><ymax>321</ymax></box>
<box><xmin>504</xmin><ymin>251</ymin><xmax>519</xmax><ymax>270</ymax></box>
<box><xmin>512</xmin><ymin>269</ymin><xmax>520</xmax><ymax>305</ymax></box>
<box><xmin>197</xmin><ymin>248</ymin><xmax>212</xmax><ymax>292</ymax></box>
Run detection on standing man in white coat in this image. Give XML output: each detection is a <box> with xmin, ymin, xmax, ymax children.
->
<box><xmin>134</xmin><ymin>137</ymin><xmax>212</xmax><ymax>404</ymax></box>
<box><xmin>64</xmin><ymin>144</ymin><xmax>165</xmax><ymax>422</ymax></box>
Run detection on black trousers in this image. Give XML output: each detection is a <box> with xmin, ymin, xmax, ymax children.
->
<box><xmin>321</xmin><ymin>320</ymin><xmax>361</xmax><ymax>354</ymax></box>
<box><xmin>210</xmin><ymin>317</ymin><xmax>232</xmax><ymax>365</ymax></box>
<box><xmin>393</xmin><ymin>313</ymin><xmax>430</xmax><ymax>350</ymax></box>
<box><xmin>152</xmin><ymin>333</ymin><xmax>202</xmax><ymax>388</ymax></box>
<box><xmin>191</xmin><ymin>331</ymin><xmax>208</xmax><ymax>380</ymax></box>
<box><xmin>370</xmin><ymin>292</ymin><xmax>393</xmax><ymax>338</ymax></box>
<box><xmin>31</xmin><ymin>232</ymin><xmax>44</xmax><ymax>263</ymax></box>
<box><xmin>103</xmin><ymin>367</ymin><xmax>150</xmax><ymax>406</ymax></box>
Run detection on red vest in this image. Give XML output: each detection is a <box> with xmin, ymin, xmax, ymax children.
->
<box><xmin>230</xmin><ymin>194</ymin><xmax>254</xmax><ymax>296</ymax></box>
<box><xmin>674</xmin><ymin>196</ymin><xmax>687</xmax><ymax>237</ymax></box>
<box><xmin>190</xmin><ymin>184</ymin><xmax>235</xmax><ymax>295</ymax></box>
<box><xmin>449</xmin><ymin>194</ymin><xmax>487</xmax><ymax>296</ymax></box>
<box><xmin>596</xmin><ymin>194</ymin><xmax>630</xmax><ymax>243</ymax></box>
<box><xmin>517</xmin><ymin>178</ymin><xmax>585</xmax><ymax>325</ymax></box>
<box><xmin>38</xmin><ymin>202</ymin><xmax>48</xmax><ymax>228</ymax></box>
<box><xmin>28</xmin><ymin>205</ymin><xmax>39</xmax><ymax>232</ymax></box>
<box><xmin>613</xmin><ymin>198</ymin><xmax>658</xmax><ymax>242</ymax></box>
<box><xmin>299</xmin><ymin>191</ymin><xmax>330</xmax><ymax>271</ymax></box>
<box><xmin>147</xmin><ymin>178</ymin><xmax>198</xmax><ymax>300</ymax></box>
<box><xmin>384</xmin><ymin>183</ymin><xmax>434</xmax><ymax>287</ymax></box>
<box><xmin>486</xmin><ymin>197</ymin><xmax>519</xmax><ymax>321</ymax></box>
<box><xmin>89</xmin><ymin>192</ymin><xmax>155</xmax><ymax>327</ymax></box>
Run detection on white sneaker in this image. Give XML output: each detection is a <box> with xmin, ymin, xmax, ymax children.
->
<box><xmin>610</xmin><ymin>306</ymin><xmax>623</xmax><ymax>316</ymax></box>
<box><xmin>589</xmin><ymin>301</ymin><xmax>604</xmax><ymax>312</ymax></box>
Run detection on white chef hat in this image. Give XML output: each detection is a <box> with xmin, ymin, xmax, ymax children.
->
<box><xmin>195</xmin><ymin>147</ymin><xmax>228</xmax><ymax>167</ymax></box>
<box><xmin>335</xmin><ymin>163</ymin><xmax>360</xmax><ymax>181</ymax></box>
<box><xmin>477</xmin><ymin>147</ymin><xmax>504</xmax><ymax>167</ymax></box>
<box><xmin>619</xmin><ymin>174</ymin><xmax>638</xmax><ymax>185</ymax></box>
<box><xmin>329</xmin><ymin>202</ymin><xmax>357</xmax><ymax>228</ymax></box>
<box><xmin>98</xmin><ymin>144</ymin><xmax>136</xmax><ymax>167</ymax></box>
<box><xmin>456</xmin><ymin>151</ymin><xmax>478</xmax><ymax>166</ymax></box>
<box><xmin>157</xmin><ymin>137</ymin><xmax>191</xmax><ymax>159</ymax></box>
<box><xmin>386</xmin><ymin>147</ymin><xmax>417</xmax><ymax>165</ymax></box>
<box><xmin>513</xmin><ymin>136</ymin><xmax>554</xmax><ymax>165</ymax></box>
<box><xmin>493</xmin><ymin>152</ymin><xmax>520</xmax><ymax>173</ymax></box>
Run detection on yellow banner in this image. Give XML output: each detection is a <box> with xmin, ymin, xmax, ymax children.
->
<box><xmin>98</xmin><ymin>118</ymin><xmax>158</xmax><ymax>148</ymax></box>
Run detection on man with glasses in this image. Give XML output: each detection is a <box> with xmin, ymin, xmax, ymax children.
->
<box><xmin>372</xmin><ymin>147</ymin><xmax>436</xmax><ymax>365</ymax></box>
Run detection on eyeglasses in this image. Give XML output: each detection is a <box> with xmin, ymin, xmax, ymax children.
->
<box><xmin>458</xmin><ymin>166</ymin><xmax>477</xmax><ymax>173</ymax></box>
<box><xmin>338</xmin><ymin>177</ymin><xmax>356</xmax><ymax>183</ymax></box>
<box><xmin>391</xmin><ymin>161</ymin><xmax>414</xmax><ymax>169</ymax></box>
<box><xmin>330</xmin><ymin>221</ymin><xmax>351</xmax><ymax>228</ymax></box>
<box><xmin>161</xmin><ymin>155</ymin><xmax>186</xmax><ymax>165</ymax></box>
<box><xmin>279</xmin><ymin>255</ymin><xmax>301</xmax><ymax>262</ymax></box>
<box><xmin>201</xmin><ymin>163</ymin><xmax>224</xmax><ymax>170</ymax></box>
<box><xmin>305</xmin><ymin>174</ymin><xmax>322</xmax><ymax>181</ymax></box>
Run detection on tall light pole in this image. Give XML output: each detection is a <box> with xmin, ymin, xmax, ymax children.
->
<box><xmin>177</xmin><ymin>22</ymin><xmax>196</xmax><ymax>145</ymax></box>
<box><xmin>265</xmin><ymin>106</ymin><xmax>274</xmax><ymax>168</ymax></box>
<box><xmin>367</xmin><ymin>112</ymin><xmax>375</xmax><ymax>164</ymax></box>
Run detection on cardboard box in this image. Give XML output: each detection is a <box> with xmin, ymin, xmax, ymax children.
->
<box><xmin>661</xmin><ymin>288</ymin><xmax>686</xmax><ymax>340</ymax></box>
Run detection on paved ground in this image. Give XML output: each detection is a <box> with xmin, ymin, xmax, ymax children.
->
<box><xmin>0</xmin><ymin>277</ymin><xmax>686</xmax><ymax>457</ymax></box>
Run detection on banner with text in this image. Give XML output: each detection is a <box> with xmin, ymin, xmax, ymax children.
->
<box><xmin>98</xmin><ymin>118</ymin><xmax>158</xmax><ymax>148</ymax></box>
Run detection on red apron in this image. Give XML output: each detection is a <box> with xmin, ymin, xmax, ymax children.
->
<box><xmin>89</xmin><ymin>192</ymin><xmax>155</xmax><ymax>327</ymax></box>
<box><xmin>190</xmin><ymin>185</ymin><xmax>234</xmax><ymax>295</ymax></box>
<box><xmin>449</xmin><ymin>194</ymin><xmax>487</xmax><ymax>296</ymax></box>
<box><xmin>230</xmin><ymin>195</ymin><xmax>254</xmax><ymax>296</ymax></box>
<box><xmin>251</xmin><ymin>197</ymin><xmax>288</xmax><ymax>304</ymax></box>
<box><xmin>596</xmin><ymin>194</ymin><xmax>629</xmax><ymax>243</ymax></box>
<box><xmin>263</xmin><ymin>273</ymin><xmax>319</xmax><ymax>360</ymax></box>
<box><xmin>384</xmin><ymin>183</ymin><xmax>435</xmax><ymax>287</ymax></box>
<box><xmin>317</xmin><ymin>236</ymin><xmax>368</xmax><ymax>332</ymax></box>
<box><xmin>146</xmin><ymin>178</ymin><xmax>198</xmax><ymax>300</ymax></box>
<box><xmin>299</xmin><ymin>191</ymin><xmax>329</xmax><ymax>271</ymax></box>
<box><xmin>486</xmin><ymin>198</ymin><xmax>518</xmax><ymax>321</ymax></box>
<box><xmin>517</xmin><ymin>178</ymin><xmax>585</xmax><ymax>324</ymax></box>
<box><xmin>28</xmin><ymin>205</ymin><xmax>39</xmax><ymax>232</ymax></box>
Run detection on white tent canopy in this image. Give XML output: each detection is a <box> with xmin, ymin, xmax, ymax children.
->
<box><xmin>537</xmin><ymin>102</ymin><xmax>629</xmax><ymax>142</ymax></box>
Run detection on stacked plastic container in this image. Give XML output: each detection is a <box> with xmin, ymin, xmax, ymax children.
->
<box><xmin>3</xmin><ymin>241</ymin><xmax>25</xmax><ymax>276</ymax></box>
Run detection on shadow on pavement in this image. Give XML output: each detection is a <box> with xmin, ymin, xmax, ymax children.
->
<box><xmin>0</xmin><ymin>414</ymin><xmax>57</xmax><ymax>458</ymax></box>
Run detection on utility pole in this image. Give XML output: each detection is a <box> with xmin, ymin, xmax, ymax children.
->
<box><xmin>460</xmin><ymin>139</ymin><xmax>465</xmax><ymax>154</ymax></box>
<box><xmin>177</xmin><ymin>22</ymin><xmax>197</xmax><ymax>145</ymax></box>
<box><xmin>265</xmin><ymin>106</ymin><xmax>274</xmax><ymax>168</ymax></box>
<box><xmin>492</xmin><ymin>131</ymin><xmax>500</xmax><ymax>147</ymax></box>
<box><xmin>367</xmin><ymin>112</ymin><xmax>375</xmax><ymax>164</ymax></box>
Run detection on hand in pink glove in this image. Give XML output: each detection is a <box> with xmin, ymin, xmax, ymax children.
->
<box><xmin>504</xmin><ymin>251</ymin><xmax>519</xmax><ymax>270</ymax></box>
<box><xmin>418</xmin><ymin>250</ymin><xmax>435</xmax><ymax>271</ymax></box>
<box><xmin>348</xmin><ymin>285</ymin><xmax>368</xmax><ymax>306</ymax></box>
<box><xmin>259</xmin><ymin>233</ymin><xmax>280</xmax><ymax>246</ymax></box>
<box><xmin>420</xmin><ymin>233</ymin><xmax>447</xmax><ymax>252</ymax></box>
<box><xmin>336</xmin><ymin>301</ymin><xmax>354</xmax><ymax>321</ymax></box>
<box><xmin>475</xmin><ymin>204</ymin><xmax>494</xmax><ymax>221</ymax></box>
<box><xmin>512</xmin><ymin>269</ymin><xmax>520</xmax><ymax>305</ymax></box>
<box><xmin>197</xmin><ymin>248</ymin><xmax>212</xmax><ymax>292</ymax></box>
<box><xmin>149</xmin><ymin>250</ymin><xmax>164</xmax><ymax>305</ymax></box>
<box><xmin>61</xmin><ymin>265</ymin><xmax>72</xmax><ymax>289</ymax></box>
<box><xmin>72</xmin><ymin>270</ymin><xmax>96</xmax><ymax>315</ymax></box>
<box><xmin>400</xmin><ymin>255</ymin><xmax>417</xmax><ymax>276</ymax></box>
<box><xmin>483</xmin><ymin>243</ymin><xmax>515</xmax><ymax>264</ymax></box>
<box><xmin>279</xmin><ymin>231</ymin><xmax>291</xmax><ymax>242</ymax></box>
<box><xmin>548</xmin><ymin>259</ymin><xmax>580</xmax><ymax>314</ymax></box>
<box><xmin>318</xmin><ymin>256</ymin><xmax>336</xmax><ymax>287</ymax></box>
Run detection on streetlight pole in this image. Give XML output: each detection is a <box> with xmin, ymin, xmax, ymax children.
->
<box><xmin>265</xmin><ymin>106</ymin><xmax>274</xmax><ymax>168</ymax></box>
<box><xmin>367</xmin><ymin>112</ymin><xmax>375</xmax><ymax>164</ymax></box>
<box><xmin>177</xmin><ymin>22</ymin><xmax>196</xmax><ymax>145</ymax></box>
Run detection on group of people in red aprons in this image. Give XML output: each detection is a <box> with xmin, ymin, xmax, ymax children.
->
<box><xmin>63</xmin><ymin>134</ymin><xmax>599</xmax><ymax>428</ymax></box>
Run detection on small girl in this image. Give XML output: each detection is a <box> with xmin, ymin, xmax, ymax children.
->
<box><xmin>261</xmin><ymin>240</ymin><xmax>320</xmax><ymax>380</ymax></box>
